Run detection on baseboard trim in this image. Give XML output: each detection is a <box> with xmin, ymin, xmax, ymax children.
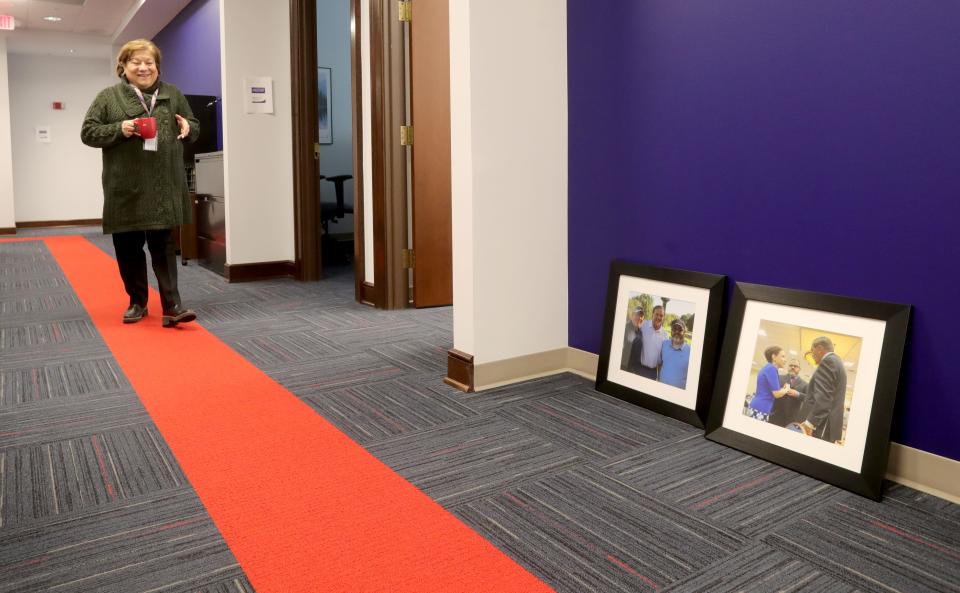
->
<box><xmin>445</xmin><ymin>348</ymin><xmax>474</xmax><ymax>392</ymax></box>
<box><xmin>16</xmin><ymin>218</ymin><xmax>102</xmax><ymax>228</ymax></box>
<box><xmin>360</xmin><ymin>281</ymin><xmax>375</xmax><ymax>306</ymax></box>
<box><xmin>474</xmin><ymin>348</ymin><xmax>569</xmax><ymax>390</ymax></box>
<box><xmin>0</xmin><ymin>227</ymin><xmax>15</xmax><ymax>235</ymax></box>
<box><xmin>224</xmin><ymin>260</ymin><xmax>296</xmax><ymax>283</ymax></box>
<box><xmin>471</xmin><ymin>346</ymin><xmax>960</xmax><ymax>502</ymax></box>
<box><xmin>566</xmin><ymin>347</ymin><xmax>600</xmax><ymax>380</ymax></box>
<box><xmin>886</xmin><ymin>443</ymin><xmax>960</xmax><ymax>503</ymax></box>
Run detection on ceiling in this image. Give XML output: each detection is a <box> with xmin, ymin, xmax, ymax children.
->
<box><xmin>0</xmin><ymin>0</ymin><xmax>138</xmax><ymax>37</ymax></box>
<box><xmin>0</xmin><ymin>0</ymin><xmax>191</xmax><ymax>59</ymax></box>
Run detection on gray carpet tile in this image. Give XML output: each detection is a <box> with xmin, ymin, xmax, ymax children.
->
<box><xmin>0</xmin><ymin>490</ymin><xmax>252</xmax><ymax>593</ymax></box>
<box><xmin>0</xmin><ymin>394</ymin><xmax>151</xmax><ymax>448</ymax></box>
<box><xmin>0</xmin><ymin>357</ymin><xmax>127</xmax><ymax>406</ymax></box>
<box><xmin>1</xmin><ymin>238</ymin><xmax>253</xmax><ymax>593</ymax></box>
<box><xmin>304</xmin><ymin>376</ymin><xmax>475</xmax><ymax>445</ymax></box>
<box><xmin>186</xmin><ymin>300</ymin><xmax>278</xmax><ymax>326</ymax></box>
<box><xmin>320</xmin><ymin>319</ymin><xmax>443</xmax><ymax>351</ymax></box>
<box><xmin>4</xmin><ymin>230</ymin><xmax>958</xmax><ymax>593</ymax></box>
<box><xmin>369</xmin><ymin>337</ymin><xmax>452</xmax><ymax>373</ymax></box>
<box><xmin>405</xmin><ymin>306</ymin><xmax>454</xmax><ymax>331</ymax></box>
<box><xmin>883</xmin><ymin>482</ymin><xmax>960</xmax><ymax>523</ymax></box>
<box><xmin>2</xmin><ymin>225</ymin><xmax>101</xmax><ymax>237</ymax></box>
<box><xmin>227</xmin><ymin>328</ymin><xmax>346</xmax><ymax>366</ymax></box>
<box><xmin>289</xmin><ymin>304</ymin><xmax>405</xmax><ymax>330</ymax></box>
<box><xmin>604</xmin><ymin>433</ymin><xmax>846</xmax><ymax>538</ymax></box>
<box><xmin>204</xmin><ymin>316</ymin><xmax>325</xmax><ymax>342</ymax></box>
<box><xmin>0</xmin><ymin>319</ymin><xmax>100</xmax><ymax>352</ymax></box>
<box><xmin>0</xmin><ymin>340</ymin><xmax>113</xmax><ymax>371</ymax></box>
<box><xmin>368</xmin><ymin>413</ymin><xmax>584</xmax><ymax>505</ymax></box>
<box><xmin>453</xmin><ymin>465</ymin><xmax>748</xmax><ymax>593</ymax></box>
<box><xmin>660</xmin><ymin>542</ymin><xmax>865</xmax><ymax>593</ymax></box>
<box><xmin>267</xmin><ymin>351</ymin><xmax>408</xmax><ymax>394</ymax></box>
<box><xmin>0</xmin><ymin>292</ymin><xmax>84</xmax><ymax>319</ymax></box>
<box><xmin>765</xmin><ymin>494</ymin><xmax>960</xmax><ymax>593</ymax></box>
<box><xmin>1</xmin><ymin>423</ymin><xmax>186</xmax><ymax>527</ymax></box>
<box><xmin>427</xmin><ymin>372</ymin><xmax>594</xmax><ymax>414</ymax></box>
<box><xmin>496</xmin><ymin>388</ymin><xmax>694</xmax><ymax>461</ymax></box>
<box><xmin>0</xmin><ymin>274</ymin><xmax>72</xmax><ymax>295</ymax></box>
<box><xmin>0</xmin><ymin>259</ymin><xmax>61</xmax><ymax>278</ymax></box>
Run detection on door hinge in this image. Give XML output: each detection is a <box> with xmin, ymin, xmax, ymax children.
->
<box><xmin>402</xmin><ymin>248</ymin><xmax>416</xmax><ymax>269</ymax></box>
<box><xmin>398</xmin><ymin>1</ymin><xmax>412</xmax><ymax>22</ymax></box>
<box><xmin>400</xmin><ymin>125</ymin><xmax>414</xmax><ymax>146</ymax></box>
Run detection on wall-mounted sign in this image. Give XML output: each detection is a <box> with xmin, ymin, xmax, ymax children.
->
<box><xmin>243</xmin><ymin>76</ymin><xmax>274</xmax><ymax>114</ymax></box>
<box><xmin>0</xmin><ymin>15</ymin><xmax>15</xmax><ymax>31</ymax></box>
<box><xmin>36</xmin><ymin>127</ymin><xmax>51</xmax><ymax>143</ymax></box>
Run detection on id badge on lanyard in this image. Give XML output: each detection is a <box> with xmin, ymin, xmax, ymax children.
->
<box><xmin>132</xmin><ymin>85</ymin><xmax>158</xmax><ymax>152</ymax></box>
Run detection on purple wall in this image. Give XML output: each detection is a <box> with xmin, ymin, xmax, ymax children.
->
<box><xmin>568</xmin><ymin>2</ymin><xmax>960</xmax><ymax>461</ymax></box>
<box><xmin>152</xmin><ymin>0</ymin><xmax>222</xmax><ymax>150</ymax></box>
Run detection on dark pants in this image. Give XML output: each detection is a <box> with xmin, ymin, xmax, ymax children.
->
<box><xmin>637</xmin><ymin>365</ymin><xmax>658</xmax><ymax>380</ymax></box>
<box><xmin>112</xmin><ymin>229</ymin><xmax>181</xmax><ymax>313</ymax></box>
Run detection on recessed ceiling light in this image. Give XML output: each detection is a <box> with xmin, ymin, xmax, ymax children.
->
<box><xmin>42</xmin><ymin>16</ymin><xmax>63</xmax><ymax>22</ymax></box>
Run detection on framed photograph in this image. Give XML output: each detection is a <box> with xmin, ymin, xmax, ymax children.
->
<box><xmin>318</xmin><ymin>67</ymin><xmax>332</xmax><ymax>144</ymax></box>
<box><xmin>705</xmin><ymin>283</ymin><xmax>910</xmax><ymax>500</ymax></box>
<box><xmin>596</xmin><ymin>260</ymin><xmax>726</xmax><ymax>428</ymax></box>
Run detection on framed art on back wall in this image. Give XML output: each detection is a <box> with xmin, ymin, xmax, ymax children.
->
<box><xmin>318</xmin><ymin>67</ymin><xmax>332</xmax><ymax>144</ymax></box>
<box><xmin>705</xmin><ymin>282</ymin><xmax>910</xmax><ymax>500</ymax></box>
<box><xmin>595</xmin><ymin>260</ymin><xmax>726</xmax><ymax>428</ymax></box>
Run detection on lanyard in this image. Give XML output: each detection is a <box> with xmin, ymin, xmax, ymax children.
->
<box><xmin>131</xmin><ymin>85</ymin><xmax>157</xmax><ymax>116</ymax></box>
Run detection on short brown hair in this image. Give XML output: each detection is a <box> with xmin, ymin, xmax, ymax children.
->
<box><xmin>764</xmin><ymin>345</ymin><xmax>783</xmax><ymax>362</ymax></box>
<box><xmin>115</xmin><ymin>39</ymin><xmax>162</xmax><ymax>77</ymax></box>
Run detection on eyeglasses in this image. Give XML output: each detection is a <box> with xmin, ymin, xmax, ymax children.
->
<box><xmin>127</xmin><ymin>59</ymin><xmax>156</xmax><ymax>68</ymax></box>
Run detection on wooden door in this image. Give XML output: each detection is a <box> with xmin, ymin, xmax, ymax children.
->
<box><xmin>409</xmin><ymin>0</ymin><xmax>452</xmax><ymax>307</ymax></box>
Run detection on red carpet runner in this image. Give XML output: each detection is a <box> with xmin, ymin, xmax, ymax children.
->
<box><xmin>29</xmin><ymin>235</ymin><xmax>555</xmax><ymax>593</ymax></box>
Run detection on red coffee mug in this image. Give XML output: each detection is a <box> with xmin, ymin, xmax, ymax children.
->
<box><xmin>133</xmin><ymin>117</ymin><xmax>157</xmax><ymax>140</ymax></box>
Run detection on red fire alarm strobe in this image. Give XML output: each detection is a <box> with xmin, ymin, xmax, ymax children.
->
<box><xmin>0</xmin><ymin>15</ymin><xmax>15</xmax><ymax>31</ymax></box>
<box><xmin>52</xmin><ymin>102</ymin><xmax>64</xmax><ymax>110</ymax></box>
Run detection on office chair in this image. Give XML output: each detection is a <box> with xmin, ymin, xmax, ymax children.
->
<box><xmin>319</xmin><ymin>174</ymin><xmax>354</xmax><ymax>234</ymax></box>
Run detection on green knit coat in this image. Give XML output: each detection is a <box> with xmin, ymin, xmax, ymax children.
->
<box><xmin>81</xmin><ymin>80</ymin><xmax>200</xmax><ymax>234</ymax></box>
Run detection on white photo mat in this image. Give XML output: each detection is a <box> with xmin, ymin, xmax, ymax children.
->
<box><xmin>606</xmin><ymin>276</ymin><xmax>711</xmax><ymax>411</ymax></box>
<box><xmin>721</xmin><ymin>300</ymin><xmax>886</xmax><ymax>473</ymax></box>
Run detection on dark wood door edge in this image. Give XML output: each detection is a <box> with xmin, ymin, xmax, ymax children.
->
<box><xmin>16</xmin><ymin>219</ymin><xmax>102</xmax><ymax>229</ymax></box>
<box><xmin>290</xmin><ymin>0</ymin><xmax>321</xmax><ymax>281</ymax></box>
<box><xmin>444</xmin><ymin>348</ymin><xmax>474</xmax><ymax>392</ymax></box>
<box><xmin>370</xmin><ymin>0</ymin><xmax>409</xmax><ymax>310</ymax></box>
<box><xmin>360</xmin><ymin>281</ymin><xmax>376</xmax><ymax>306</ymax></box>
<box><xmin>369</xmin><ymin>0</ymin><xmax>387</xmax><ymax>308</ymax></box>
<box><xmin>225</xmin><ymin>261</ymin><xmax>297</xmax><ymax>283</ymax></box>
<box><xmin>350</xmin><ymin>0</ymin><xmax>367</xmax><ymax>303</ymax></box>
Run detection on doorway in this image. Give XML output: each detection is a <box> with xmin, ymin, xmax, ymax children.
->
<box><xmin>290</xmin><ymin>0</ymin><xmax>452</xmax><ymax>309</ymax></box>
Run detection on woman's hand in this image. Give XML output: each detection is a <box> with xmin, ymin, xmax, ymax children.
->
<box><xmin>175</xmin><ymin>114</ymin><xmax>190</xmax><ymax>139</ymax></box>
<box><xmin>121</xmin><ymin>120</ymin><xmax>139</xmax><ymax>138</ymax></box>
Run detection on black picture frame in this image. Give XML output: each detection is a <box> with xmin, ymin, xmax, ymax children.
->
<box><xmin>705</xmin><ymin>282</ymin><xmax>910</xmax><ymax>500</ymax></box>
<box><xmin>595</xmin><ymin>260</ymin><xmax>726</xmax><ymax>428</ymax></box>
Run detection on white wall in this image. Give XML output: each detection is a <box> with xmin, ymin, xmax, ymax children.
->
<box><xmin>449</xmin><ymin>0</ymin><xmax>568</xmax><ymax>365</ymax></box>
<box><xmin>317</xmin><ymin>0</ymin><xmax>354</xmax><ymax>235</ymax></box>
<box><xmin>8</xmin><ymin>54</ymin><xmax>113</xmax><ymax>224</ymax></box>
<box><xmin>361</xmin><ymin>0</ymin><xmax>373</xmax><ymax>282</ymax></box>
<box><xmin>219</xmin><ymin>0</ymin><xmax>294</xmax><ymax>265</ymax></box>
<box><xmin>0</xmin><ymin>38</ymin><xmax>16</xmax><ymax>230</ymax></box>
<box><xmin>0</xmin><ymin>34</ymin><xmax>16</xmax><ymax>229</ymax></box>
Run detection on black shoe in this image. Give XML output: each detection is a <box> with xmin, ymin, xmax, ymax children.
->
<box><xmin>123</xmin><ymin>303</ymin><xmax>147</xmax><ymax>324</ymax></box>
<box><xmin>162</xmin><ymin>305</ymin><xmax>197</xmax><ymax>328</ymax></box>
